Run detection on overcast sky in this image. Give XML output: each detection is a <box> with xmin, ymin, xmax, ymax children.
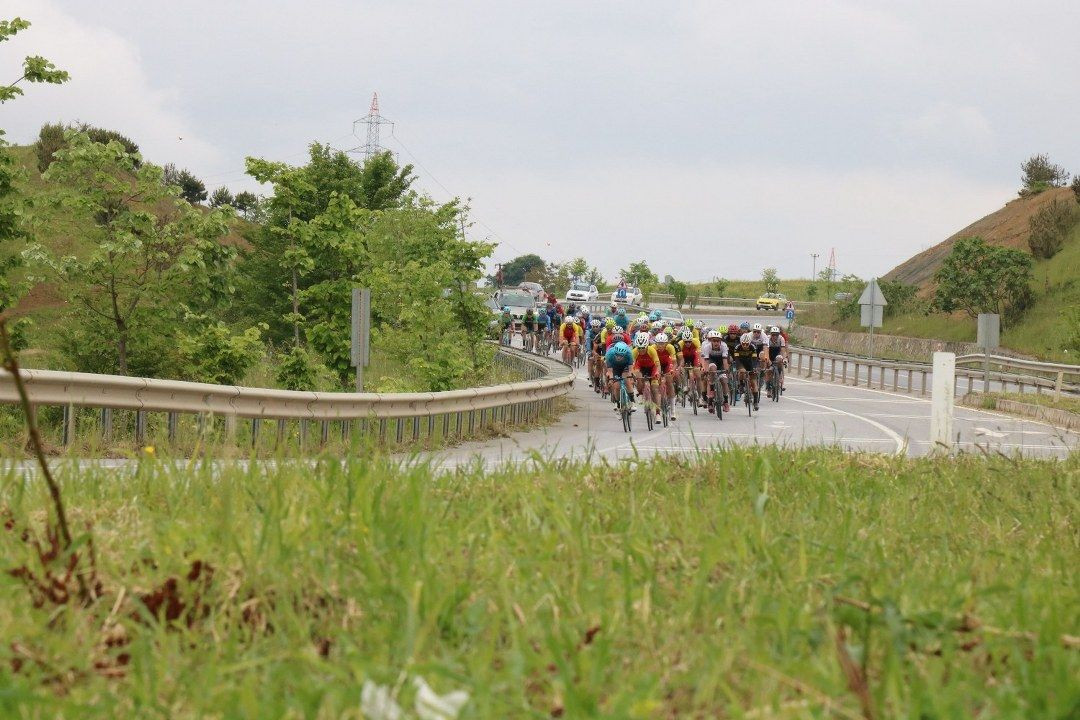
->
<box><xmin>5</xmin><ymin>1</ymin><xmax>1079</xmax><ymax>281</ymax></box>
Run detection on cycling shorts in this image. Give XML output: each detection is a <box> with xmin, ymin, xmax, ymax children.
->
<box><xmin>609</xmin><ymin>361</ymin><xmax>632</xmax><ymax>378</ymax></box>
<box><xmin>635</xmin><ymin>362</ymin><xmax>659</xmax><ymax>379</ymax></box>
<box><xmin>768</xmin><ymin>347</ymin><xmax>783</xmax><ymax>362</ymax></box>
<box><xmin>734</xmin><ymin>356</ymin><xmax>757</xmax><ymax>372</ymax></box>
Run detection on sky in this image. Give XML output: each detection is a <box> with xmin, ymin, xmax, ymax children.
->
<box><xmin>4</xmin><ymin>0</ymin><xmax>1079</xmax><ymax>281</ymax></box>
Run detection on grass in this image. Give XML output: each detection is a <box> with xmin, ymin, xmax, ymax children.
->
<box><xmin>978</xmin><ymin>391</ymin><xmax>1080</xmax><ymax>416</ymax></box>
<box><xmin>687</xmin><ymin>279</ymin><xmax>817</xmax><ymax>302</ymax></box>
<box><xmin>1</xmin><ymin>448</ymin><xmax>1076</xmax><ymax>717</ymax></box>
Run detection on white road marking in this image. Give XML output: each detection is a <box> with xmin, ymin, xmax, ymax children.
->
<box><xmin>973</xmin><ymin>427</ymin><xmax>1008</xmax><ymax>438</ymax></box>
<box><xmin>784</xmin><ymin>395</ymin><xmax>906</xmax><ymax>455</ymax></box>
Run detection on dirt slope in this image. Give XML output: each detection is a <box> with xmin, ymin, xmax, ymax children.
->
<box><xmin>883</xmin><ymin>186</ymin><xmax>1075</xmax><ymax>288</ymax></box>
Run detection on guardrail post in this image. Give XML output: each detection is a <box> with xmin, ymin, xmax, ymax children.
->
<box><xmin>62</xmin><ymin>404</ymin><xmax>74</xmax><ymax>447</ymax></box>
<box><xmin>321</xmin><ymin>420</ymin><xmax>330</xmax><ymax>446</ymax></box>
<box><xmin>300</xmin><ymin>419</ymin><xmax>309</xmax><ymax>450</ymax></box>
<box><xmin>797</xmin><ymin>353</ymin><xmax>804</xmax><ymax>375</ymax></box>
<box><xmin>930</xmin><ymin>352</ymin><xmax>955</xmax><ymax>453</ymax></box>
<box><xmin>341</xmin><ymin>420</ymin><xmax>351</xmax><ymax>441</ymax></box>
<box><xmin>225</xmin><ymin>415</ymin><xmax>237</xmax><ymax>443</ymax></box>
<box><xmin>878</xmin><ymin>367</ymin><xmax>885</xmax><ymax>390</ymax></box>
<box><xmin>966</xmin><ymin>374</ymin><xmax>973</xmax><ymax>395</ymax></box>
<box><xmin>167</xmin><ymin>412</ymin><xmax>178</xmax><ymax>443</ymax></box>
<box><xmin>412</xmin><ymin>416</ymin><xmax>420</xmax><ymax>441</ymax></box>
<box><xmin>455</xmin><ymin>411</ymin><xmax>463</xmax><ymax>437</ymax></box>
<box><xmin>135</xmin><ymin>410</ymin><xmax>147</xmax><ymax>446</ymax></box>
<box><xmin>378</xmin><ymin>419</ymin><xmax>386</xmax><ymax>442</ymax></box>
<box><xmin>276</xmin><ymin>419</ymin><xmax>286</xmax><ymax>447</ymax></box>
<box><xmin>906</xmin><ymin>369</ymin><xmax>913</xmax><ymax>395</ymax></box>
<box><xmin>920</xmin><ymin>370</ymin><xmax>927</xmax><ymax>396</ymax></box>
<box><xmin>892</xmin><ymin>368</ymin><xmax>899</xmax><ymax>392</ymax></box>
<box><xmin>806</xmin><ymin>355</ymin><xmax>813</xmax><ymax>378</ymax></box>
<box><xmin>841</xmin><ymin>360</ymin><xmax>848</xmax><ymax>385</ymax></box>
<box><xmin>251</xmin><ymin>418</ymin><xmax>260</xmax><ymax>448</ymax></box>
<box><xmin>1018</xmin><ymin>379</ymin><xmax>1025</xmax><ymax>396</ymax></box>
<box><xmin>395</xmin><ymin>419</ymin><xmax>404</xmax><ymax>443</ymax></box>
<box><xmin>852</xmin><ymin>362</ymin><xmax>859</xmax><ymax>386</ymax></box>
<box><xmin>426</xmin><ymin>415</ymin><xmax>434</xmax><ymax>440</ymax></box>
<box><xmin>1055</xmin><ymin>371</ymin><xmax>1064</xmax><ymax>400</ymax></box>
<box><xmin>101</xmin><ymin>408</ymin><xmax>112</xmax><ymax>442</ymax></box>
<box><xmin>469</xmin><ymin>410</ymin><xmax>477</xmax><ymax>434</ymax></box>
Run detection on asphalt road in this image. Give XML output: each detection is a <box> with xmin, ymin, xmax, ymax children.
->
<box><xmin>428</xmin><ymin>314</ymin><xmax>1077</xmax><ymax>470</ymax></box>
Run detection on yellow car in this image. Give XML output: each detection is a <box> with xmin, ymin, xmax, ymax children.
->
<box><xmin>755</xmin><ymin>292</ymin><xmax>786</xmax><ymax>310</ymax></box>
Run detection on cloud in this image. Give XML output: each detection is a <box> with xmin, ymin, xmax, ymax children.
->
<box><xmin>3</xmin><ymin>1</ymin><xmax>222</xmax><ymax>173</ymax></box>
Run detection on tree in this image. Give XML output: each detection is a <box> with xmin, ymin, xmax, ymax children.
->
<box><xmin>565</xmin><ymin>256</ymin><xmax>603</xmax><ymax>286</ymax></box>
<box><xmin>933</xmin><ymin>236</ymin><xmax>1033</xmax><ymax>322</ymax></box>
<box><xmin>233</xmin><ymin>190</ymin><xmax>259</xmax><ymax>218</ymax></box>
<box><xmin>210</xmin><ymin>186</ymin><xmax>234</xmax><ymax>208</ymax></box>
<box><xmin>1072</xmin><ymin>176</ymin><xmax>1080</xmax><ymax>204</ymax></box>
<box><xmin>713</xmin><ymin>276</ymin><xmax>729</xmax><ymax>297</ymax></box>
<box><xmin>1019</xmin><ymin>154</ymin><xmax>1069</xmax><ymax>196</ymax></box>
<box><xmin>177</xmin><ymin>169</ymin><xmax>207</xmax><ymax>204</ymax></box>
<box><xmin>666</xmin><ymin>278</ymin><xmax>688</xmax><ymax>309</ymax></box>
<box><xmin>806</xmin><ymin>283</ymin><xmax>819</xmax><ymax>300</ymax></box>
<box><xmin>176</xmin><ymin>314</ymin><xmax>264</xmax><ymax>384</ymax></box>
<box><xmin>496</xmin><ymin>253</ymin><xmax>545</xmax><ymax>287</ymax></box>
<box><xmin>25</xmin><ymin>132</ymin><xmax>241</xmax><ymax>375</ymax></box>
<box><xmin>1028</xmin><ymin>199</ymin><xmax>1078</xmax><ymax>259</ymax></box>
<box><xmin>761</xmin><ymin>267</ymin><xmax>779</xmax><ymax>292</ymax></box>
<box><xmin>0</xmin><ymin>17</ymin><xmax>68</xmax><ymax>322</ymax></box>
<box><xmin>619</xmin><ymin>260</ymin><xmax>659</xmax><ymax>301</ymax></box>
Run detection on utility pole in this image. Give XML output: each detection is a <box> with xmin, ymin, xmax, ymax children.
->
<box><xmin>811</xmin><ymin>253</ymin><xmax>819</xmax><ymax>280</ymax></box>
<box><xmin>348</xmin><ymin>92</ymin><xmax>393</xmax><ymax>160</ymax></box>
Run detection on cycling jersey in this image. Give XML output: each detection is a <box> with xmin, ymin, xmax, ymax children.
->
<box><xmin>605</xmin><ymin>345</ymin><xmax>633</xmax><ymax>376</ymax></box>
<box><xmin>500</xmin><ymin>314</ymin><xmax>513</xmax><ymax>329</ymax></box>
<box><xmin>522</xmin><ymin>314</ymin><xmax>537</xmax><ymax>331</ymax></box>
<box><xmin>767</xmin><ymin>334</ymin><xmax>786</xmax><ymax>362</ymax></box>
<box><xmin>632</xmin><ymin>345</ymin><xmax>661</xmax><ymax>377</ymax></box>
<box><xmin>614</xmin><ymin>314</ymin><xmax>630</xmax><ymax>330</ymax></box>
<box><xmin>603</xmin><ymin>329</ymin><xmax>631</xmax><ymax>349</ymax></box>
<box><xmin>750</xmin><ymin>331</ymin><xmax>770</xmax><ymax>352</ymax></box>
<box><xmin>732</xmin><ymin>345</ymin><xmax>758</xmax><ymax>371</ymax></box>
<box><xmin>679</xmin><ymin>336</ymin><xmax>701</xmax><ymax>365</ymax></box>
<box><xmin>654</xmin><ymin>342</ymin><xmax>676</xmax><ymax>372</ymax></box>
<box><xmin>560</xmin><ymin>321</ymin><xmax>581</xmax><ymax>343</ymax></box>
<box><xmin>701</xmin><ymin>339</ymin><xmax>728</xmax><ymax>365</ymax></box>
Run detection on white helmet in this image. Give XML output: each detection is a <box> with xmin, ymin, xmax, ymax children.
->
<box><xmin>655</xmin><ymin>332</ymin><xmax>669</xmax><ymax>344</ymax></box>
<box><xmin>681</xmin><ymin>328</ymin><xmax>693</xmax><ymax>341</ymax></box>
<box><xmin>769</xmin><ymin>326</ymin><xmax>780</xmax><ymax>334</ymax></box>
<box><xmin>740</xmin><ymin>333</ymin><xmax>753</xmax><ymax>344</ymax></box>
<box><xmin>752</xmin><ymin>323</ymin><xmax>763</xmax><ymax>332</ymax></box>
<box><xmin>650</xmin><ymin>320</ymin><xmax>663</xmax><ymax>331</ymax></box>
<box><xmin>590</xmin><ymin>319</ymin><xmax>601</xmax><ymax>329</ymax></box>
<box><xmin>633</xmin><ymin>332</ymin><xmax>651</xmax><ymax>348</ymax></box>
<box><xmin>707</xmin><ymin>329</ymin><xmax>721</xmax><ymax>340</ymax></box>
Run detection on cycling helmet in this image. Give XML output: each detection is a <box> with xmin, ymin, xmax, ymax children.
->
<box><xmin>649</xmin><ymin>309</ymin><xmax>662</xmax><ymax>321</ymax></box>
<box><xmin>769</xmin><ymin>326</ymin><xmax>780</xmax><ymax>334</ymax></box>
<box><xmin>686</xmin><ymin>318</ymin><xmax>695</xmax><ymax>327</ymax></box>
<box><xmin>612</xmin><ymin>341</ymin><xmax>632</xmax><ymax>356</ymax></box>
<box><xmin>739</xmin><ymin>321</ymin><xmax>751</xmax><ymax>331</ymax></box>
<box><xmin>590</xmin><ymin>319</ymin><xmax>601</xmax><ymax>329</ymax></box>
<box><xmin>752</xmin><ymin>323</ymin><xmax>763</xmax><ymax>332</ymax></box>
<box><xmin>605</xmin><ymin>317</ymin><xmax>616</xmax><ymax>328</ymax></box>
<box><xmin>664</xmin><ymin>325</ymin><xmax>674</xmax><ymax>335</ymax></box>
<box><xmin>727</xmin><ymin>324</ymin><xmax>739</xmax><ymax>334</ymax></box>
<box><xmin>633</xmin><ymin>332</ymin><xmax>651</xmax><ymax>348</ymax></box>
<box><xmin>525</xmin><ymin>307</ymin><xmax>535</xmax><ymax>314</ymax></box>
<box><xmin>610</xmin><ymin>303</ymin><xmax>617</xmax><ymax>312</ymax></box>
<box><xmin>707</xmin><ymin>329</ymin><xmax>722</xmax><ymax>340</ymax></box>
<box><xmin>681</xmin><ymin>328</ymin><xmax>693</xmax><ymax>341</ymax></box>
<box><xmin>617</xmin><ymin>307</ymin><xmax>627</xmax><ymax>316</ymax></box>
<box><xmin>740</xmin><ymin>333</ymin><xmax>752</xmax><ymax>344</ymax></box>
<box><xmin>655</xmin><ymin>332</ymin><xmax>669</xmax><ymax>344</ymax></box>
<box><xmin>650</xmin><ymin>320</ymin><xmax>663</xmax><ymax>330</ymax></box>
<box><xmin>502</xmin><ymin>306</ymin><xmax>510</xmax><ymax>313</ymax></box>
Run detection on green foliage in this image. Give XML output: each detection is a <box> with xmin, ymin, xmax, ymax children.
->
<box><xmin>619</xmin><ymin>260</ymin><xmax>658</xmax><ymax>300</ymax></box>
<box><xmin>566</xmin><ymin>256</ymin><xmax>603</xmax><ymax>285</ymax></box>
<box><xmin>1019</xmin><ymin>154</ymin><xmax>1069</xmax><ymax>196</ymax></box>
<box><xmin>24</xmin><ymin>131</ymin><xmax>238</xmax><ymax>374</ymax></box>
<box><xmin>0</xmin><ymin>18</ymin><xmax>69</xmax><ymax>104</ymax></box>
<box><xmin>933</xmin><ymin>236</ymin><xmax>1033</xmax><ymax>322</ymax></box>
<box><xmin>209</xmin><ymin>186</ymin><xmax>234</xmax><ymax>208</ymax></box>
<box><xmin>232</xmin><ymin>190</ymin><xmax>258</xmax><ymax>215</ymax></box>
<box><xmin>713</xmin><ymin>276</ymin><xmax>729</xmax><ymax>297</ymax></box>
<box><xmin>666</xmin><ymin>278</ymin><xmax>688</xmax><ymax>309</ymax></box>
<box><xmin>877</xmin><ymin>279</ymin><xmax>920</xmax><ymax>318</ymax></box>
<box><xmin>1063</xmin><ymin>306</ymin><xmax>1080</xmax><ymax>355</ymax></box>
<box><xmin>1072</xmin><ymin>175</ymin><xmax>1080</xmax><ymax>203</ymax></box>
<box><xmin>176</xmin><ymin>314</ymin><xmax>265</xmax><ymax>384</ymax></box>
<box><xmin>163</xmin><ymin>163</ymin><xmax>207</xmax><ymax>204</ymax></box>
<box><xmin>496</xmin><ymin>253</ymin><xmax>545</xmax><ymax>286</ymax></box>
<box><xmin>1027</xmin><ymin>198</ymin><xmax>1078</xmax><ymax>259</ymax></box>
<box><xmin>806</xmin><ymin>282</ymin><xmax>818</xmax><ymax>300</ymax></box>
<box><xmin>761</xmin><ymin>267</ymin><xmax>779</xmax><ymax>292</ymax></box>
<box><xmin>274</xmin><ymin>344</ymin><xmax>329</xmax><ymax>390</ymax></box>
<box><xmin>35</xmin><ymin>121</ymin><xmax>141</xmax><ymax>172</ymax></box>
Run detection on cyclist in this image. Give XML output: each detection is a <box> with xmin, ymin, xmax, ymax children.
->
<box><xmin>678</xmin><ymin>327</ymin><xmax>705</xmax><ymax>407</ymax></box>
<box><xmin>499</xmin><ymin>307</ymin><xmax>513</xmax><ymax>344</ymax></box>
<box><xmin>614</xmin><ymin>307</ymin><xmax>630</xmax><ymax>330</ymax></box>
<box><xmin>749</xmin><ymin>322</ymin><xmax>770</xmax><ymax>352</ymax></box>
<box><xmin>732</xmin><ymin>333</ymin><xmax>761</xmax><ymax>410</ymax></box>
<box><xmin>559</xmin><ymin>313</ymin><xmax>582</xmax><ymax>364</ymax></box>
<box><xmin>537</xmin><ymin>304</ymin><xmax>552</xmax><ymax>351</ymax></box>
<box><xmin>605</xmin><ymin>340</ymin><xmax>636</xmax><ymax>411</ymax></box>
<box><xmin>631</xmin><ymin>331</ymin><xmax>662</xmax><ymax>416</ymax></box>
<box><xmin>604</xmin><ymin>322</ymin><xmax>631</xmax><ymax>349</ymax></box>
<box><xmin>701</xmin><ymin>329</ymin><xmax>731</xmax><ymax>413</ymax></box>
<box><xmin>649</xmin><ymin>309</ymin><xmax>663</xmax><ymax>323</ymax></box>
<box><xmin>588</xmin><ymin>318</ymin><xmax>604</xmax><ymax>386</ymax></box>
<box><xmin>522</xmin><ymin>307</ymin><xmax>537</xmax><ymax>349</ymax></box>
<box><xmin>767</xmin><ymin>325</ymin><xmax>788</xmax><ymax>393</ymax></box>
<box><xmin>654</xmin><ymin>331</ymin><xmax>678</xmax><ymax>421</ymax></box>
<box><xmin>686</xmin><ymin>318</ymin><xmax>701</xmax><ymax>344</ymax></box>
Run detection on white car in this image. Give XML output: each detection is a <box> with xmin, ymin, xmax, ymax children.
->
<box><xmin>610</xmin><ymin>286</ymin><xmax>642</xmax><ymax>305</ymax></box>
<box><xmin>565</xmin><ymin>281</ymin><xmax>599</xmax><ymax>303</ymax></box>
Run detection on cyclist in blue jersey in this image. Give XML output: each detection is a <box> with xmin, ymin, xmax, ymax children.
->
<box><xmin>605</xmin><ymin>340</ymin><xmax>635</xmax><ymax>410</ymax></box>
<box><xmin>614</xmin><ymin>307</ymin><xmax>630</xmax><ymax>330</ymax></box>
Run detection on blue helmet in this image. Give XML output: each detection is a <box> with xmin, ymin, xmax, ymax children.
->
<box><xmin>611</xmin><ymin>341</ymin><xmax>632</xmax><ymax>357</ymax></box>
<box><xmin>649</xmin><ymin>309</ymin><xmax>662</xmax><ymax>322</ymax></box>
<box><xmin>739</xmin><ymin>321</ymin><xmax>751</xmax><ymax>331</ymax></box>
<box><xmin>616</xmin><ymin>307</ymin><xmax>626</xmax><ymax>316</ymax></box>
<box><xmin>502</xmin><ymin>306</ymin><xmax>511</xmax><ymax>313</ymax></box>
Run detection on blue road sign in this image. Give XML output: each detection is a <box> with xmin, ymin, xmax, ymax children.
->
<box><xmin>785</xmin><ymin>309</ymin><xmax>795</xmax><ymax>320</ymax></box>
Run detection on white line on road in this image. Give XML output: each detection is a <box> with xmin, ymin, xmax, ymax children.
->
<box><xmin>784</xmin><ymin>395</ymin><xmax>906</xmax><ymax>455</ymax></box>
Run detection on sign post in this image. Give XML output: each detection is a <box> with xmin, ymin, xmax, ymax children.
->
<box><xmin>976</xmin><ymin>313</ymin><xmax>1000</xmax><ymax>394</ymax></box>
<box><xmin>351</xmin><ymin>288</ymin><xmax>371</xmax><ymax>392</ymax></box>
<box><xmin>930</xmin><ymin>351</ymin><xmax>955</xmax><ymax>453</ymax></box>
<box><xmin>858</xmin><ymin>278</ymin><xmax>887</xmax><ymax>359</ymax></box>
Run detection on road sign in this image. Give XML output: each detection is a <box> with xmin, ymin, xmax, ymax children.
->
<box><xmin>351</xmin><ymin>287</ymin><xmax>371</xmax><ymax>391</ymax></box>
<box><xmin>857</xmin><ymin>279</ymin><xmax>888</xmax><ymax>308</ymax></box>
<box><xmin>859</xmin><ymin>278</ymin><xmax>888</xmax><ymax>358</ymax></box>
<box><xmin>977</xmin><ymin>313</ymin><xmax>1000</xmax><ymax>349</ymax></box>
<box><xmin>860</xmin><ymin>304</ymin><xmax>883</xmax><ymax>327</ymax></box>
<box><xmin>785</xmin><ymin>309</ymin><xmax>795</xmax><ymax>320</ymax></box>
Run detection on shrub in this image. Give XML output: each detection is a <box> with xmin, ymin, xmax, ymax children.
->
<box><xmin>1019</xmin><ymin>153</ymin><xmax>1068</xmax><ymax>196</ymax></box>
<box><xmin>274</xmin><ymin>344</ymin><xmax>331</xmax><ymax>390</ymax></box>
<box><xmin>176</xmin><ymin>315</ymin><xmax>265</xmax><ymax>385</ymax></box>
<box><xmin>1072</xmin><ymin>175</ymin><xmax>1080</xmax><ymax>204</ymax></box>
<box><xmin>35</xmin><ymin>122</ymin><xmax>140</xmax><ymax>172</ymax></box>
<box><xmin>1028</xmin><ymin>199</ymin><xmax>1079</xmax><ymax>259</ymax></box>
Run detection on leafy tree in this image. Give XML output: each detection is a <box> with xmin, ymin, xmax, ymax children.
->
<box><xmin>496</xmin><ymin>253</ymin><xmax>545</xmax><ymax>286</ymax></box>
<box><xmin>619</xmin><ymin>260</ymin><xmax>659</xmax><ymax>301</ymax></box>
<box><xmin>177</xmin><ymin>169</ymin><xmax>207</xmax><ymax>204</ymax></box>
<box><xmin>933</xmin><ymin>236</ymin><xmax>1033</xmax><ymax>322</ymax></box>
<box><xmin>0</xmin><ymin>17</ymin><xmax>67</xmax><ymax>321</ymax></box>
<box><xmin>37</xmin><ymin>122</ymin><xmax>140</xmax><ymax>172</ymax></box>
<box><xmin>176</xmin><ymin>314</ymin><xmax>265</xmax><ymax>384</ymax></box>
<box><xmin>210</xmin><ymin>186</ymin><xmax>234</xmax><ymax>208</ymax></box>
<box><xmin>0</xmin><ymin>18</ymin><xmax>69</xmax><ymax>104</ymax></box>
<box><xmin>1027</xmin><ymin>198</ymin><xmax>1078</xmax><ymax>259</ymax></box>
<box><xmin>232</xmin><ymin>190</ymin><xmax>259</xmax><ymax>219</ymax></box>
<box><xmin>1019</xmin><ymin>154</ymin><xmax>1069</xmax><ymax>196</ymax></box>
<box><xmin>713</xmin><ymin>276</ymin><xmax>729</xmax><ymax>297</ymax></box>
<box><xmin>665</xmin><ymin>278</ymin><xmax>688</xmax><ymax>309</ymax></box>
<box><xmin>761</xmin><ymin>267</ymin><xmax>780</xmax><ymax>292</ymax></box>
<box><xmin>25</xmin><ymin>132</ymin><xmax>240</xmax><ymax>375</ymax></box>
<box><xmin>877</xmin><ymin>280</ymin><xmax>919</xmax><ymax>318</ymax></box>
<box><xmin>565</xmin><ymin>256</ymin><xmax>604</xmax><ymax>286</ymax></box>
<box><xmin>1072</xmin><ymin>176</ymin><xmax>1080</xmax><ymax>203</ymax></box>
<box><xmin>806</xmin><ymin>283</ymin><xmax>819</xmax><ymax>300</ymax></box>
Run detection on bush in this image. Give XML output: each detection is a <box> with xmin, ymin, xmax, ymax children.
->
<box><xmin>274</xmin><ymin>345</ymin><xmax>331</xmax><ymax>390</ymax></box>
<box><xmin>35</xmin><ymin>121</ymin><xmax>140</xmax><ymax>172</ymax></box>
<box><xmin>1028</xmin><ymin>199</ymin><xmax>1078</xmax><ymax>259</ymax></box>
<box><xmin>878</xmin><ymin>280</ymin><xmax>920</xmax><ymax>317</ymax></box>
<box><xmin>1072</xmin><ymin>176</ymin><xmax>1080</xmax><ymax>203</ymax></box>
<box><xmin>176</xmin><ymin>315</ymin><xmax>265</xmax><ymax>385</ymax></box>
<box><xmin>1019</xmin><ymin>153</ymin><xmax>1068</xmax><ymax>196</ymax></box>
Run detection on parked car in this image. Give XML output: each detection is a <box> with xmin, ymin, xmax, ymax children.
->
<box><xmin>655</xmin><ymin>307</ymin><xmax>683</xmax><ymax>325</ymax></box>
<box><xmin>755</xmin><ymin>292</ymin><xmax>786</xmax><ymax>310</ymax></box>
<box><xmin>518</xmin><ymin>281</ymin><xmax>545</xmax><ymax>301</ymax></box>
<box><xmin>610</xmin><ymin>285</ymin><xmax>643</xmax><ymax>305</ymax></box>
<box><xmin>565</xmin><ymin>281</ymin><xmax>599</xmax><ymax>303</ymax></box>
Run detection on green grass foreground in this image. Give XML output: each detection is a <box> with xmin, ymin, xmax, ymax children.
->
<box><xmin>1</xmin><ymin>448</ymin><xmax>1077</xmax><ymax>718</ymax></box>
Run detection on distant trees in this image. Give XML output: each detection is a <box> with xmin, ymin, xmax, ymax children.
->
<box><xmin>163</xmin><ymin>163</ymin><xmax>208</xmax><ymax>204</ymax></box>
<box><xmin>496</xmin><ymin>253</ymin><xmax>546</xmax><ymax>287</ymax></box>
<box><xmin>1072</xmin><ymin>176</ymin><xmax>1080</xmax><ymax>203</ymax></box>
<box><xmin>666</xmin><ymin>278</ymin><xmax>688</xmax><ymax>309</ymax></box>
<box><xmin>761</xmin><ymin>267</ymin><xmax>780</xmax><ymax>292</ymax></box>
<box><xmin>619</xmin><ymin>260</ymin><xmax>659</xmax><ymax>297</ymax></box>
<box><xmin>1019</xmin><ymin>154</ymin><xmax>1069</xmax><ymax>196</ymax></box>
<box><xmin>210</xmin><ymin>187</ymin><xmax>234</xmax><ymax>208</ymax></box>
<box><xmin>713</xmin><ymin>276</ymin><xmax>729</xmax><ymax>298</ymax></box>
<box><xmin>1028</xmin><ymin>199</ymin><xmax>1079</xmax><ymax>259</ymax></box>
<box><xmin>933</xmin><ymin>236</ymin><xmax>1032</xmax><ymax>322</ymax></box>
<box><xmin>35</xmin><ymin>121</ymin><xmax>140</xmax><ymax>172</ymax></box>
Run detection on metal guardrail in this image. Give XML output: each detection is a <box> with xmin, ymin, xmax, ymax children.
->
<box><xmin>789</xmin><ymin>346</ymin><xmax>1078</xmax><ymax>399</ymax></box>
<box><xmin>0</xmin><ymin>344</ymin><xmax>575</xmax><ymax>447</ymax></box>
<box><xmin>648</xmin><ymin>293</ymin><xmax>829</xmax><ymax>309</ymax></box>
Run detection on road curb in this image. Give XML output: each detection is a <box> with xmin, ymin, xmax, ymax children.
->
<box><xmin>958</xmin><ymin>394</ymin><xmax>1080</xmax><ymax>432</ymax></box>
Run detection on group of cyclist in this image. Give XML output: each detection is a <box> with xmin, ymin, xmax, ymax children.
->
<box><xmin>498</xmin><ymin>300</ymin><xmax>789</xmax><ymax>422</ymax></box>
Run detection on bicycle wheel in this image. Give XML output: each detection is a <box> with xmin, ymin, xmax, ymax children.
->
<box><xmin>620</xmin><ymin>384</ymin><xmax>631</xmax><ymax>433</ymax></box>
<box><xmin>645</xmin><ymin>397</ymin><xmax>655</xmax><ymax>431</ymax></box>
<box><xmin>744</xmin><ymin>380</ymin><xmax>753</xmax><ymax>417</ymax></box>
<box><xmin>661</xmin><ymin>395</ymin><xmax>669</xmax><ymax>427</ymax></box>
<box><xmin>690</xmin><ymin>377</ymin><xmax>699</xmax><ymax>415</ymax></box>
<box><xmin>714</xmin><ymin>375</ymin><xmax>724</xmax><ymax>421</ymax></box>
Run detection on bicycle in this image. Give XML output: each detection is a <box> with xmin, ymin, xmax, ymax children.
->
<box><xmin>736</xmin><ymin>370</ymin><xmax>754</xmax><ymax>417</ymax></box>
<box><xmin>683</xmin><ymin>364</ymin><xmax>701</xmax><ymax>416</ymax></box>
<box><xmin>614</xmin><ymin>374</ymin><xmax>633</xmax><ymax>433</ymax></box>
<box><xmin>766</xmin><ymin>360</ymin><xmax>784</xmax><ymax>402</ymax></box>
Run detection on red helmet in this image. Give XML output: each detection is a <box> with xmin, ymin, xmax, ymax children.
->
<box><xmin>727</xmin><ymin>324</ymin><xmax>739</xmax><ymax>334</ymax></box>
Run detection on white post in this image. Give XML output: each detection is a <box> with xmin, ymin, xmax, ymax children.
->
<box><xmin>930</xmin><ymin>352</ymin><xmax>955</xmax><ymax>453</ymax></box>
